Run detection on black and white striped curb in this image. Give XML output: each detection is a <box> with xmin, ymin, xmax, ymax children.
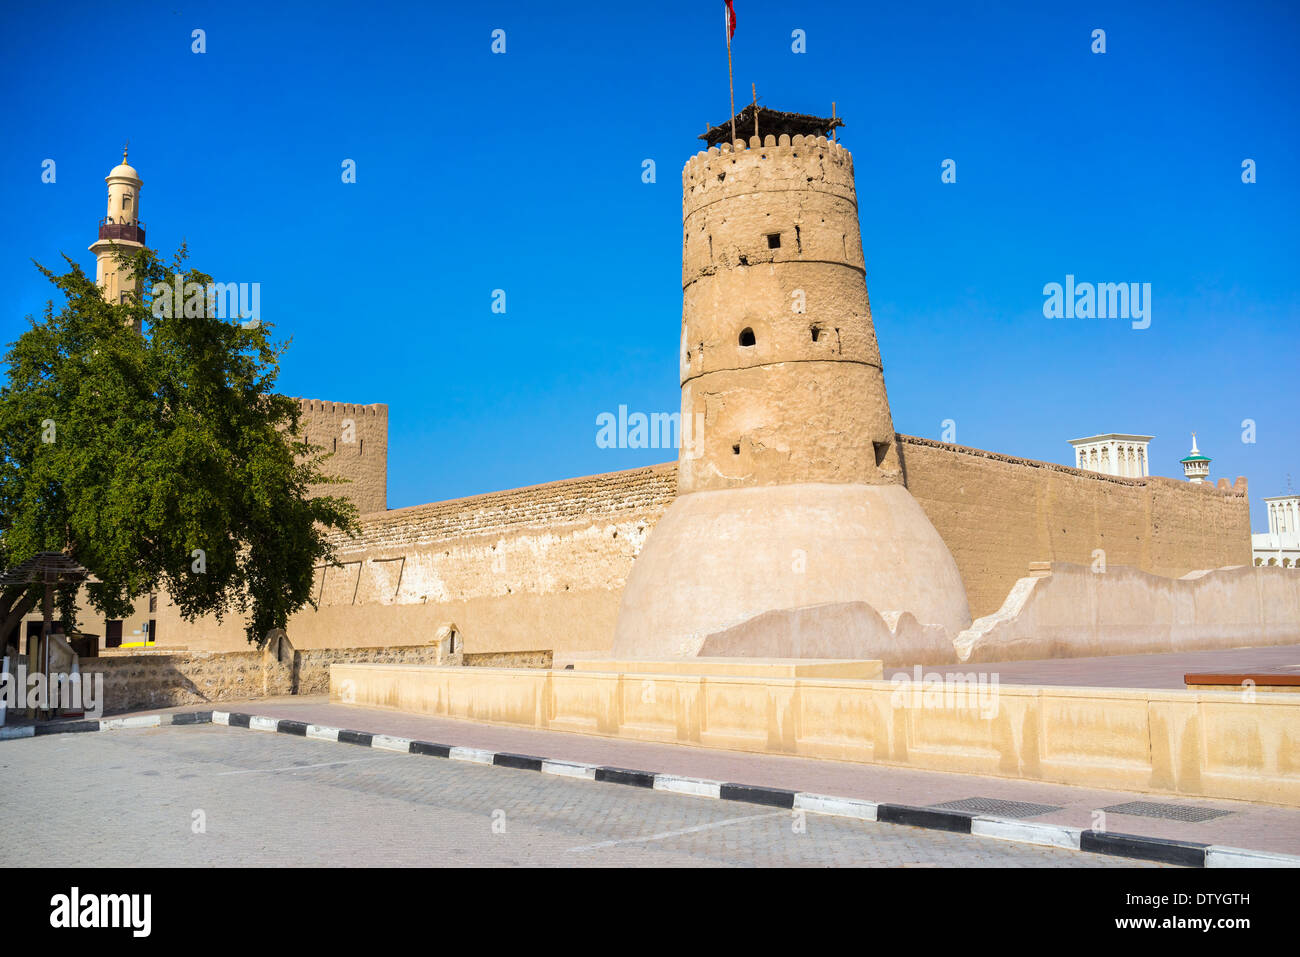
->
<box><xmin>0</xmin><ymin>710</ymin><xmax>210</xmax><ymax>738</ymax></box>
<box><xmin>8</xmin><ymin>708</ymin><xmax>1298</xmax><ymax>869</ymax></box>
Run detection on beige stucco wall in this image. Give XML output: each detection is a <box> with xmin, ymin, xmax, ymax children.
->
<box><xmin>332</xmin><ymin>662</ymin><xmax>1300</xmax><ymax>806</ymax></box>
<box><xmin>955</xmin><ymin>563</ymin><xmax>1300</xmax><ymax>662</ymax></box>
<box><xmin>698</xmin><ymin>602</ymin><xmax>956</xmax><ymax>666</ymax></box>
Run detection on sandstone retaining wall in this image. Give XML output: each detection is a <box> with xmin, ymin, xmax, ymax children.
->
<box><xmin>79</xmin><ymin>642</ymin><xmax>445</xmax><ymax>714</ymax></box>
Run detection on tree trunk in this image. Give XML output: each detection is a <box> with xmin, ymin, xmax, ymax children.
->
<box><xmin>0</xmin><ymin>590</ymin><xmax>39</xmax><ymax>648</ymax></box>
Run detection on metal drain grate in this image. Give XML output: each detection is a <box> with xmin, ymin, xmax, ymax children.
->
<box><xmin>927</xmin><ymin>797</ymin><xmax>1063</xmax><ymax>819</ymax></box>
<box><xmin>1099</xmin><ymin>801</ymin><xmax>1232</xmax><ymax>823</ymax></box>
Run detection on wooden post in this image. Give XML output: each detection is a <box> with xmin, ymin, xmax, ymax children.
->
<box><xmin>832</xmin><ymin>101</ymin><xmax>837</xmax><ymax>142</ymax></box>
<box><xmin>752</xmin><ymin>83</ymin><xmax>759</xmax><ymax>141</ymax></box>
<box><xmin>40</xmin><ymin>579</ymin><xmax>52</xmax><ymax>720</ymax></box>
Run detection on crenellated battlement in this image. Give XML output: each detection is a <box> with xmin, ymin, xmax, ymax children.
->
<box><xmin>682</xmin><ymin>134</ymin><xmax>855</xmax><ymax>209</ymax></box>
<box><xmin>298</xmin><ymin>398</ymin><xmax>388</xmax><ymax>418</ymax></box>
<box><xmin>682</xmin><ymin>133</ymin><xmax>852</xmax><ymax>177</ymax></box>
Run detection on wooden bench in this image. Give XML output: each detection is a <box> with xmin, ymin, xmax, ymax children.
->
<box><xmin>1185</xmin><ymin>670</ymin><xmax>1300</xmax><ymax>693</ymax></box>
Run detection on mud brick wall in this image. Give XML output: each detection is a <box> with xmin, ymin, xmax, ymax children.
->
<box><xmin>289</xmin><ymin>464</ymin><xmax>679</xmax><ymax>655</ymax></box>
<box><xmin>896</xmin><ymin>435</ymin><xmax>1253</xmax><ymax>619</ymax></box>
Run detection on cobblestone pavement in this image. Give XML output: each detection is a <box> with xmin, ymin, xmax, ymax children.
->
<box><xmin>0</xmin><ymin>727</ymin><xmax>1159</xmax><ymax>867</ymax></box>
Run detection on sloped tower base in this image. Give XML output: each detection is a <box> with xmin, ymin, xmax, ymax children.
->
<box><xmin>611</xmin><ymin>483</ymin><xmax>972</xmax><ymax>658</ymax></box>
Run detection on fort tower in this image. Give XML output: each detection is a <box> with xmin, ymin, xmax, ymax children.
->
<box><xmin>612</xmin><ymin>108</ymin><xmax>972</xmax><ymax>657</ymax></box>
<box><xmin>88</xmin><ymin>147</ymin><xmax>145</xmax><ymax>327</ymax></box>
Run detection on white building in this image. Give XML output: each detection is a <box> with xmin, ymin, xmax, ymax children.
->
<box><xmin>1068</xmin><ymin>433</ymin><xmax>1152</xmax><ymax>477</ymax></box>
<box><xmin>1254</xmin><ymin>494</ymin><xmax>1300</xmax><ymax>568</ymax></box>
<box><xmin>1179</xmin><ymin>433</ymin><xmax>1212</xmax><ymax>484</ymax></box>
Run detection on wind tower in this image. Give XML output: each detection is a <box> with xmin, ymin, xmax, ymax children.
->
<box><xmin>88</xmin><ymin>146</ymin><xmax>145</xmax><ymax>328</ymax></box>
<box><xmin>612</xmin><ymin>106</ymin><xmax>972</xmax><ymax>657</ymax></box>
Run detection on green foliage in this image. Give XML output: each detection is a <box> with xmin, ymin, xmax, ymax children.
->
<box><xmin>0</xmin><ymin>246</ymin><xmax>357</xmax><ymax>644</ymax></box>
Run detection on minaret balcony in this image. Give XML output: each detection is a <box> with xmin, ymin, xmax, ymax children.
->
<box><xmin>97</xmin><ymin>218</ymin><xmax>146</xmax><ymax>244</ymax></box>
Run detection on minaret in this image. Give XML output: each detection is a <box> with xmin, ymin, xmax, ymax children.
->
<box><xmin>88</xmin><ymin>146</ymin><xmax>145</xmax><ymax>325</ymax></box>
<box><xmin>1181</xmin><ymin>433</ymin><xmax>1211</xmax><ymax>483</ymax></box>
<box><xmin>612</xmin><ymin>108</ymin><xmax>972</xmax><ymax>657</ymax></box>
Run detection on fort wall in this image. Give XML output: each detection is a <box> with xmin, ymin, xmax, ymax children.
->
<box><xmin>160</xmin><ymin>437</ymin><xmax>1252</xmax><ymax>657</ymax></box>
<box><xmin>166</xmin><ymin>464</ymin><xmax>677</xmax><ymax>653</ymax></box>
<box><xmin>896</xmin><ymin>436</ymin><xmax>1252</xmax><ymax>619</ymax></box>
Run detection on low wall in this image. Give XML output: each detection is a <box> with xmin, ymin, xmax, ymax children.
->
<box><xmin>83</xmin><ymin>650</ymin><xmax>291</xmax><ymax>714</ymax></box>
<box><xmin>294</xmin><ymin>644</ymin><xmax>456</xmax><ymax>694</ymax></box>
<box><xmin>462</xmin><ymin>650</ymin><xmax>553</xmax><ymax>669</ymax></box>
<box><xmin>699</xmin><ymin>603</ymin><xmax>955</xmax><ymax>666</ymax></box>
<box><xmin>82</xmin><ymin>642</ymin><xmax>447</xmax><ymax>714</ymax></box>
<box><xmin>955</xmin><ymin>563</ymin><xmax>1300</xmax><ymax>663</ymax></box>
<box><xmin>331</xmin><ymin>662</ymin><xmax>1300</xmax><ymax>806</ymax></box>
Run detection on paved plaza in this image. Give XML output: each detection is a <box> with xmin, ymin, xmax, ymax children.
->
<box><xmin>139</xmin><ymin>695</ymin><xmax>1299</xmax><ymax>856</ymax></box>
<box><xmin>0</xmin><ymin>726</ymin><xmax>1160</xmax><ymax>867</ymax></box>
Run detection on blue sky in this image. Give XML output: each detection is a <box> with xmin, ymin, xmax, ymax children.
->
<box><xmin>3</xmin><ymin>0</ymin><xmax>1296</xmax><ymax>528</ymax></box>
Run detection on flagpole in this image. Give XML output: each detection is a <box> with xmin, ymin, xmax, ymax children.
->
<box><xmin>725</xmin><ymin>3</ymin><xmax>736</xmax><ymax>144</ymax></box>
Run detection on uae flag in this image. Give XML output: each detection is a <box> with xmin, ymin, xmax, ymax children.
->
<box><xmin>724</xmin><ymin>0</ymin><xmax>736</xmax><ymax>40</ymax></box>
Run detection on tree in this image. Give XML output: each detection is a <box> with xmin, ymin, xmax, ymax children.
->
<box><xmin>0</xmin><ymin>245</ymin><xmax>358</xmax><ymax>645</ymax></box>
